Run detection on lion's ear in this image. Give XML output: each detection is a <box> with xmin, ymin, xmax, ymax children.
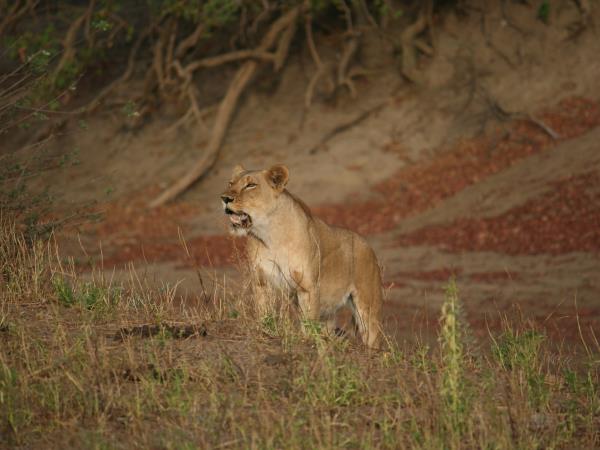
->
<box><xmin>232</xmin><ymin>164</ymin><xmax>245</xmax><ymax>178</ymax></box>
<box><xmin>266</xmin><ymin>164</ymin><xmax>289</xmax><ymax>192</ymax></box>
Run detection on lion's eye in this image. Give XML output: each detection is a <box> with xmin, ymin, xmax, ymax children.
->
<box><xmin>243</xmin><ymin>183</ymin><xmax>257</xmax><ymax>190</ymax></box>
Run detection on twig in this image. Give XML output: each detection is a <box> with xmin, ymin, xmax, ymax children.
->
<box><xmin>337</xmin><ymin>33</ymin><xmax>361</xmax><ymax>97</ymax></box>
<box><xmin>165</xmin><ymin>93</ymin><xmax>215</xmax><ymax>134</ymax></box>
<box><xmin>355</xmin><ymin>0</ymin><xmax>378</xmax><ymax>29</ymax></box>
<box><xmin>274</xmin><ymin>17</ymin><xmax>297</xmax><ymax>72</ymax></box>
<box><xmin>83</xmin><ymin>0</ymin><xmax>96</xmax><ymax>45</ymax></box>
<box><xmin>524</xmin><ymin>114</ymin><xmax>560</xmax><ymax>140</ymax></box>
<box><xmin>0</xmin><ymin>0</ymin><xmax>39</xmax><ymax>37</ymax></box>
<box><xmin>304</xmin><ymin>7</ymin><xmax>323</xmax><ymax>68</ymax></box>
<box><xmin>175</xmin><ymin>22</ymin><xmax>204</xmax><ymax>59</ymax></box>
<box><xmin>413</xmin><ymin>38</ymin><xmax>433</xmax><ymax>56</ymax></box>
<box><xmin>564</xmin><ymin>0</ymin><xmax>592</xmax><ymax>42</ymax></box>
<box><xmin>178</xmin><ymin>227</ymin><xmax>209</xmax><ymax>302</ymax></box>
<box><xmin>480</xmin><ymin>9</ymin><xmax>516</xmax><ymax>69</ymax></box>
<box><xmin>478</xmin><ymin>86</ymin><xmax>559</xmax><ymax>140</ymax></box>
<box><xmin>0</xmin><ymin>71</ymin><xmax>33</xmax><ymax>108</ymax></box>
<box><xmin>308</xmin><ymin>101</ymin><xmax>387</xmax><ymax>154</ymax></box>
<box><xmin>338</xmin><ymin>0</ymin><xmax>354</xmax><ymax>31</ymax></box>
<box><xmin>85</xmin><ymin>27</ymin><xmax>152</xmax><ymax>113</ymax></box>
<box><xmin>165</xmin><ymin>21</ymin><xmax>177</xmax><ymax>86</ymax></box>
<box><xmin>105</xmin><ymin>13</ymin><xmax>129</xmax><ymax>45</ymax></box>
<box><xmin>250</xmin><ymin>0</ymin><xmax>272</xmax><ymax>34</ymax></box>
<box><xmin>54</xmin><ymin>3</ymin><xmax>94</xmax><ymax>78</ymax></box>
<box><xmin>152</xmin><ymin>25</ymin><xmax>168</xmax><ymax>94</ymax></box>
<box><xmin>303</xmin><ymin>6</ymin><xmax>334</xmax><ymax>108</ymax></box>
<box><xmin>400</xmin><ymin>10</ymin><xmax>428</xmax><ymax>83</ymax></box>
<box><xmin>183</xmin><ymin>50</ymin><xmax>275</xmax><ymax>73</ymax></box>
<box><xmin>1</xmin><ymin>74</ymin><xmax>81</xmax><ymax>135</ymax></box>
<box><xmin>305</xmin><ymin>64</ymin><xmax>332</xmax><ymax>109</ymax></box>
<box><xmin>500</xmin><ymin>0</ymin><xmax>527</xmax><ymax>36</ymax></box>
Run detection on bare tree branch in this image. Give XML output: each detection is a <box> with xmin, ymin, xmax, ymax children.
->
<box><xmin>175</xmin><ymin>22</ymin><xmax>205</xmax><ymax>59</ymax></box>
<box><xmin>303</xmin><ymin>6</ymin><xmax>334</xmax><ymax>108</ymax></box>
<box><xmin>400</xmin><ymin>11</ymin><xmax>428</xmax><ymax>83</ymax></box>
<box><xmin>85</xmin><ymin>27</ymin><xmax>152</xmax><ymax>113</ymax></box>
<box><xmin>0</xmin><ymin>0</ymin><xmax>39</xmax><ymax>37</ymax></box>
<box><xmin>184</xmin><ymin>50</ymin><xmax>276</xmax><ymax>73</ymax></box>
<box><xmin>54</xmin><ymin>2</ymin><xmax>94</xmax><ymax>78</ymax></box>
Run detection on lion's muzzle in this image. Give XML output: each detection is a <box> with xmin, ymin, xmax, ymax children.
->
<box><xmin>222</xmin><ymin>199</ymin><xmax>253</xmax><ymax>230</ymax></box>
<box><xmin>227</xmin><ymin>210</ymin><xmax>252</xmax><ymax>229</ymax></box>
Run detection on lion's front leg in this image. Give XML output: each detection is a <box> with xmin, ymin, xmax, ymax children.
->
<box><xmin>297</xmin><ymin>287</ymin><xmax>320</xmax><ymax>322</ymax></box>
<box><xmin>252</xmin><ymin>268</ymin><xmax>274</xmax><ymax>317</ymax></box>
<box><xmin>253</xmin><ymin>283</ymin><xmax>272</xmax><ymax>317</ymax></box>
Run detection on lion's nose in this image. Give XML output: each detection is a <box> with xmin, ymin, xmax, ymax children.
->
<box><xmin>221</xmin><ymin>195</ymin><xmax>234</xmax><ymax>204</ymax></box>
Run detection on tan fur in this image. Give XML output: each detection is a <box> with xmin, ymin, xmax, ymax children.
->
<box><xmin>221</xmin><ymin>164</ymin><xmax>383</xmax><ymax>348</ymax></box>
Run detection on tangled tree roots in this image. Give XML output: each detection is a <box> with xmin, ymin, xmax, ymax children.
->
<box><xmin>150</xmin><ymin>0</ymin><xmax>377</xmax><ymax>207</ymax></box>
<box><xmin>1</xmin><ymin>0</ymin><xmax>456</xmax><ymax>205</ymax></box>
<box><xmin>149</xmin><ymin>6</ymin><xmax>300</xmax><ymax>208</ymax></box>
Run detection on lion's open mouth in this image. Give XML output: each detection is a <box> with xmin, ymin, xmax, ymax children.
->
<box><xmin>225</xmin><ymin>208</ymin><xmax>252</xmax><ymax>229</ymax></box>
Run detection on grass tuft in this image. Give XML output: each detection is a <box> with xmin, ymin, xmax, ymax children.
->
<box><xmin>439</xmin><ymin>277</ymin><xmax>468</xmax><ymax>445</ymax></box>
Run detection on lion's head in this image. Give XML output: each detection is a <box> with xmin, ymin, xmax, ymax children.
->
<box><xmin>220</xmin><ymin>164</ymin><xmax>289</xmax><ymax>235</ymax></box>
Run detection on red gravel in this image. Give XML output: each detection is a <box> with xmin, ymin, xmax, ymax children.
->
<box><xmin>77</xmin><ymin>188</ymin><xmax>241</xmax><ymax>268</ymax></box>
<box><xmin>91</xmin><ymin>192</ymin><xmax>198</xmax><ymax>240</ymax></box>
<box><xmin>98</xmin><ymin>234</ymin><xmax>243</xmax><ymax>269</ymax></box>
<box><xmin>392</xmin><ymin>267</ymin><xmax>462</xmax><ymax>283</ymax></box>
<box><xmin>315</xmin><ymin>97</ymin><xmax>600</xmax><ymax>235</ymax></box>
<box><xmin>469</xmin><ymin>271</ymin><xmax>519</xmax><ymax>282</ymax></box>
<box><xmin>396</xmin><ymin>171</ymin><xmax>600</xmax><ymax>255</ymax></box>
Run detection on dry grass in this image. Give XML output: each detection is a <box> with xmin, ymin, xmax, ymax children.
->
<box><xmin>0</xmin><ymin>220</ymin><xmax>599</xmax><ymax>450</ymax></box>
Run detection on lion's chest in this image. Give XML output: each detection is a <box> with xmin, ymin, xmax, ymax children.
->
<box><xmin>256</xmin><ymin>249</ymin><xmax>301</xmax><ymax>292</ymax></box>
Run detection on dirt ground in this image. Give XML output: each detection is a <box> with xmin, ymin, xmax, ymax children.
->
<box><xmin>8</xmin><ymin>2</ymin><xmax>600</xmax><ymax>345</ymax></box>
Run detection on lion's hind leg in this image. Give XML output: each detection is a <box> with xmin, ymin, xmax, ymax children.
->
<box><xmin>348</xmin><ymin>279</ymin><xmax>382</xmax><ymax>349</ymax></box>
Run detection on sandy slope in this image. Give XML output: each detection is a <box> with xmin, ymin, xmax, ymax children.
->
<box><xmin>8</xmin><ymin>2</ymin><xmax>600</xmax><ymax>343</ymax></box>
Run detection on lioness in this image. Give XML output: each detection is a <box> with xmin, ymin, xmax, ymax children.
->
<box><xmin>221</xmin><ymin>164</ymin><xmax>382</xmax><ymax>348</ymax></box>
